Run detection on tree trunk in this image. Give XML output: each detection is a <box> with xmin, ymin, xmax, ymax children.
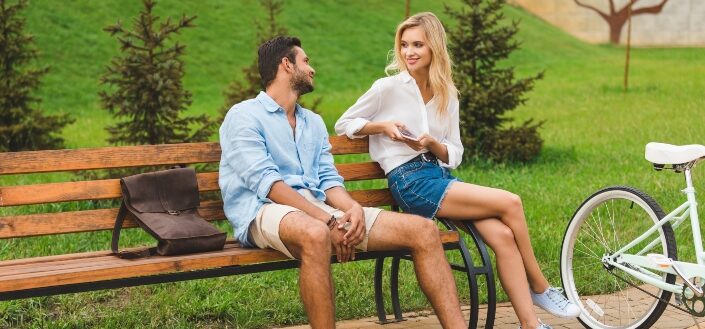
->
<box><xmin>608</xmin><ymin>11</ymin><xmax>629</xmax><ymax>44</ymax></box>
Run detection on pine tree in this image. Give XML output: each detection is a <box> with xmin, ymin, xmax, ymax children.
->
<box><xmin>446</xmin><ymin>0</ymin><xmax>544</xmax><ymax>162</ymax></box>
<box><xmin>100</xmin><ymin>0</ymin><xmax>214</xmax><ymax>146</ymax></box>
<box><xmin>0</xmin><ymin>0</ymin><xmax>73</xmax><ymax>152</ymax></box>
<box><xmin>220</xmin><ymin>0</ymin><xmax>320</xmax><ymax>118</ymax></box>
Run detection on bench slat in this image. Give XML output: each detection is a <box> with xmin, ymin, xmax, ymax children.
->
<box><xmin>1</xmin><ymin>240</ymin><xmax>237</xmax><ymax>275</ymax></box>
<box><xmin>336</xmin><ymin>162</ymin><xmax>385</xmax><ymax>181</ymax></box>
<box><xmin>0</xmin><ymin>138</ymin><xmax>368</xmax><ymax>175</ymax></box>
<box><xmin>0</xmin><ymin>163</ymin><xmax>384</xmax><ymax>207</ymax></box>
<box><xmin>0</xmin><ymin>172</ymin><xmax>220</xmax><ymax>207</ymax></box>
<box><xmin>0</xmin><ymin>190</ymin><xmax>393</xmax><ymax>238</ymax></box>
<box><xmin>0</xmin><ymin>143</ymin><xmax>221</xmax><ymax>175</ymax></box>
<box><xmin>0</xmin><ymin>231</ymin><xmax>459</xmax><ymax>293</ymax></box>
<box><xmin>329</xmin><ymin>135</ymin><xmax>369</xmax><ymax>154</ymax></box>
<box><xmin>0</xmin><ymin>201</ymin><xmax>226</xmax><ymax>239</ymax></box>
<box><xmin>348</xmin><ymin>188</ymin><xmax>396</xmax><ymax>207</ymax></box>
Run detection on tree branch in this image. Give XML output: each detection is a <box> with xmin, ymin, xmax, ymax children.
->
<box><xmin>632</xmin><ymin>0</ymin><xmax>669</xmax><ymax>15</ymax></box>
<box><xmin>574</xmin><ymin>0</ymin><xmax>609</xmax><ymax>21</ymax></box>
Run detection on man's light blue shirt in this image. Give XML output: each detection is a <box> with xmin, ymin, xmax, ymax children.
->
<box><xmin>219</xmin><ymin>91</ymin><xmax>344</xmax><ymax>247</ymax></box>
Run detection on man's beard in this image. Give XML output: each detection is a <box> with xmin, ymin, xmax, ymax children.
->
<box><xmin>291</xmin><ymin>68</ymin><xmax>314</xmax><ymax>96</ymax></box>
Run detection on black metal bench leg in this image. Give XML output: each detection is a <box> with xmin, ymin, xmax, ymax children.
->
<box><xmin>376</xmin><ymin>216</ymin><xmax>496</xmax><ymax>328</ymax></box>
<box><xmin>390</xmin><ymin>256</ymin><xmax>404</xmax><ymax>322</ymax></box>
<box><xmin>459</xmin><ymin>221</ymin><xmax>496</xmax><ymax>329</ymax></box>
<box><xmin>374</xmin><ymin>257</ymin><xmax>388</xmax><ymax>323</ymax></box>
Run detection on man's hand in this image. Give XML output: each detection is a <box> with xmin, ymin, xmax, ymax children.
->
<box><xmin>330</xmin><ymin>226</ymin><xmax>354</xmax><ymax>262</ymax></box>
<box><xmin>339</xmin><ymin>203</ymin><xmax>365</xmax><ymax>249</ymax></box>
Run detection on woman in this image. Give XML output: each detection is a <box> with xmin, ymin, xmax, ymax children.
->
<box><xmin>335</xmin><ymin>12</ymin><xmax>579</xmax><ymax>329</ymax></box>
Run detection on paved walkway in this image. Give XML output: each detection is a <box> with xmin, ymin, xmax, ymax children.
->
<box><xmin>280</xmin><ymin>297</ymin><xmax>705</xmax><ymax>329</ymax></box>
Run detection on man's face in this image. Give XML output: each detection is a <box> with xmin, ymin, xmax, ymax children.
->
<box><xmin>290</xmin><ymin>47</ymin><xmax>315</xmax><ymax>96</ymax></box>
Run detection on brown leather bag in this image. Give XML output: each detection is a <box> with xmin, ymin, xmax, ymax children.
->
<box><xmin>111</xmin><ymin>167</ymin><xmax>226</xmax><ymax>259</ymax></box>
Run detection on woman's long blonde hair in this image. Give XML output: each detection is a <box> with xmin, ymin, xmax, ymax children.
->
<box><xmin>385</xmin><ymin>12</ymin><xmax>458</xmax><ymax>116</ymax></box>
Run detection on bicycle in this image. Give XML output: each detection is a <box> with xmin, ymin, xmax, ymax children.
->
<box><xmin>560</xmin><ymin>142</ymin><xmax>705</xmax><ymax>329</ymax></box>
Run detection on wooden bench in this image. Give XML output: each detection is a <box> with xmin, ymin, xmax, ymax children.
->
<box><xmin>0</xmin><ymin>137</ymin><xmax>496</xmax><ymax>328</ymax></box>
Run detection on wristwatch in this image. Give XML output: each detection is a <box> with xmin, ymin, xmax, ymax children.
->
<box><xmin>326</xmin><ymin>215</ymin><xmax>339</xmax><ymax>230</ymax></box>
<box><xmin>326</xmin><ymin>215</ymin><xmax>352</xmax><ymax>231</ymax></box>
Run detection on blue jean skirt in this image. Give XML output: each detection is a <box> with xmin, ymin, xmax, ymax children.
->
<box><xmin>387</xmin><ymin>159</ymin><xmax>460</xmax><ymax>219</ymax></box>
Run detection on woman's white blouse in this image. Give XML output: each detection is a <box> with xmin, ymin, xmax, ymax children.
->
<box><xmin>335</xmin><ymin>71</ymin><xmax>463</xmax><ymax>174</ymax></box>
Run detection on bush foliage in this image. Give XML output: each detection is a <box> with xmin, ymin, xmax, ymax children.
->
<box><xmin>447</xmin><ymin>0</ymin><xmax>544</xmax><ymax>162</ymax></box>
<box><xmin>220</xmin><ymin>0</ymin><xmax>320</xmax><ymax>118</ymax></box>
<box><xmin>0</xmin><ymin>0</ymin><xmax>73</xmax><ymax>151</ymax></box>
<box><xmin>100</xmin><ymin>0</ymin><xmax>215</xmax><ymax>145</ymax></box>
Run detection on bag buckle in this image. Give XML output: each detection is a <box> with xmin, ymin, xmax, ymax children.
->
<box><xmin>167</xmin><ymin>210</ymin><xmax>180</xmax><ymax>216</ymax></box>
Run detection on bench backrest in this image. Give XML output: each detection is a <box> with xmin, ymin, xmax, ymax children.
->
<box><xmin>0</xmin><ymin>137</ymin><xmax>392</xmax><ymax>240</ymax></box>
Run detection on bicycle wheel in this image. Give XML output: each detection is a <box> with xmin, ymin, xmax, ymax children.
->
<box><xmin>561</xmin><ymin>186</ymin><xmax>677</xmax><ymax>329</ymax></box>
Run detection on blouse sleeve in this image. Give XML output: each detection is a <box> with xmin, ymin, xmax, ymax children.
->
<box><xmin>334</xmin><ymin>81</ymin><xmax>382</xmax><ymax>139</ymax></box>
<box><xmin>439</xmin><ymin>97</ymin><xmax>463</xmax><ymax>169</ymax></box>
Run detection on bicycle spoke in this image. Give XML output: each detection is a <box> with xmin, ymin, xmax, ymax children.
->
<box><xmin>583</xmin><ymin>215</ymin><xmax>612</xmax><ymax>251</ymax></box>
<box><xmin>593</xmin><ymin>207</ymin><xmax>612</xmax><ymax>250</ymax></box>
<box><xmin>571</xmin><ymin>261</ymin><xmax>603</xmax><ymax>271</ymax></box>
<box><xmin>562</xmin><ymin>187</ymin><xmax>674</xmax><ymax>329</ymax></box>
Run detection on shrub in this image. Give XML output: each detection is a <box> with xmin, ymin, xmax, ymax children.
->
<box><xmin>446</xmin><ymin>0</ymin><xmax>544</xmax><ymax>163</ymax></box>
<box><xmin>0</xmin><ymin>0</ymin><xmax>73</xmax><ymax>151</ymax></box>
<box><xmin>100</xmin><ymin>0</ymin><xmax>215</xmax><ymax>146</ymax></box>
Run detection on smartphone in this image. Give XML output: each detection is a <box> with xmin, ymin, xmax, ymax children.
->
<box><xmin>398</xmin><ymin>127</ymin><xmax>418</xmax><ymax>141</ymax></box>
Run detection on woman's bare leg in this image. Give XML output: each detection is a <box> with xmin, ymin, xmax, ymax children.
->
<box><xmin>436</xmin><ymin>182</ymin><xmax>549</xmax><ymax>293</ymax></box>
<box><xmin>471</xmin><ymin>218</ymin><xmax>544</xmax><ymax>328</ymax></box>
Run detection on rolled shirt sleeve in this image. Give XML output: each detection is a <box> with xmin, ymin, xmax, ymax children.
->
<box><xmin>222</xmin><ymin>112</ymin><xmax>282</xmax><ymax>200</ymax></box>
<box><xmin>335</xmin><ymin>81</ymin><xmax>382</xmax><ymax>139</ymax></box>
<box><xmin>439</xmin><ymin>98</ymin><xmax>463</xmax><ymax>169</ymax></box>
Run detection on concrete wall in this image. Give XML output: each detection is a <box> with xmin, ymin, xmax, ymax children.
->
<box><xmin>508</xmin><ymin>0</ymin><xmax>705</xmax><ymax>46</ymax></box>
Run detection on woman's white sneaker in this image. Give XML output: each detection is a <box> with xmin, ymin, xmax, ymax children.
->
<box><xmin>531</xmin><ymin>287</ymin><xmax>581</xmax><ymax>318</ymax></box>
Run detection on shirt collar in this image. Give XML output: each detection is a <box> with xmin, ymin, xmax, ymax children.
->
<box><xmin>256</xmin><ymin>91</ymin><xmax>282</xmax><ymax>113</ymax></box>
<box><xmin>397</xmin><ymin>70</ymin><xmax>414</xmax><ymax>83</ymax></box>
<box><xmin>256</xmin><ymin>91</ymin><xmax>306</xmax><ymax>116</ymax></box>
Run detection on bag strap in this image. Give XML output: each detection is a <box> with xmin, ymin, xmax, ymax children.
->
<box><xmin>111</xmin><ymin>201</ymin><xmax>157</xmax><ymax>259</ymax></box>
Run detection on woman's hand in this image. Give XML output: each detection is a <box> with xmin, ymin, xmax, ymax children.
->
<box><xmin>380</xmin><ymin>121</ymin><xmax>406</xmax><ymax>141</ymax></box>
<box><xmin>401</xmin><ymin>133</ymin><xmax>437</xmax><ymax>151</ymax></box>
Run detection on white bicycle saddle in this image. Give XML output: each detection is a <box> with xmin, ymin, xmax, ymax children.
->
<box><xmin>645</xmin><ymin>142</ymin><xmax>705</xmax><ymax>165</ymax></box>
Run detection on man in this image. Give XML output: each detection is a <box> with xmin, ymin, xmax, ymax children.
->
<box><xmin>219</xmin><ymin>36</ymin><xmax>465</xmax><ymax>329</ymax></box>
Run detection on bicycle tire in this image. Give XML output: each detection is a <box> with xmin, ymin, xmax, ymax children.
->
<box><xmin>560</xmin><ymin>186</ymin><xmax>677</xmax><ymax>329</ymax></box>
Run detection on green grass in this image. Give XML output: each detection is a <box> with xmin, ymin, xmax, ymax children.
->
<box><xmin>3</xmin><ymin>0</ymin><xmax>705</xmax><ymax>328</ymax></box>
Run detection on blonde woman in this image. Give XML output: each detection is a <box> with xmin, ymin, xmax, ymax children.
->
<box><xmin>335</xmin><ymin>12</ymin><xmax>579</xmax><ymax>329</ymax></box>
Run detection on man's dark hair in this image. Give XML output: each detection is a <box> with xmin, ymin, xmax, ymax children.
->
<box><xmin>257</xmin><ymin>36</ymin><xmax>301</xmax><ymax>88</ymax></box>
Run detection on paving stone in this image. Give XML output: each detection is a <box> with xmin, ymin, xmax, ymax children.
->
<box><xmin>280</xmin><ymin>291</ymin><xmax>705</xmax><ymax>329</ymax></box>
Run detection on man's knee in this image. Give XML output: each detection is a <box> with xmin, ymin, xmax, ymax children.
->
<box><xmin>403</xmin><ymin>214</ymin><xmax>441</xmax><ymax>248</ymax></box>
<box><xmin>280</xmin><ymin>211</ymin><xmax>331</xmax><ymax>257</ymax></box>
<box><xmin>298</xmin><ymin>218</ymin><xmax>331</xmax><ymax>257</ymax></box>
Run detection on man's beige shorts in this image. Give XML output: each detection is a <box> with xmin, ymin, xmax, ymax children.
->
<box><xmin>249</xmin><ymin>190</ymin><xmax>382</xmax><ymax>259</ymax></box>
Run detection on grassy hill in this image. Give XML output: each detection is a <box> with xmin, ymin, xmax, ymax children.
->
<box><xmin>3</xmin><ymin>0</ymin><xmax>705</xmax><ymax>328</ymax></box>
<box><xmin>24</xmin><ymin>0</ymin><xmax>463</xmax><ymax>148</ymax></box>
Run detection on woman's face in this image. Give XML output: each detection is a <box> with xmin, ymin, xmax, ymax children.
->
<box><xmin>400</xmin><ymin>26</ymin><xmax>431</xmax><ymax>74</ymax></box>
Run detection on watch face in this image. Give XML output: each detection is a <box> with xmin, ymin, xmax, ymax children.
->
<box><xmin>342</xmin><ymin>221</ymin><xmax>352</xmax><ymax>232</ymax></box>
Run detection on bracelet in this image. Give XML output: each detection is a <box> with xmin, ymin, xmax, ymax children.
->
<box><xmin>326</xmin><ymin>215</ymin><xmax>337</xmax><ymax>230</ymax></box>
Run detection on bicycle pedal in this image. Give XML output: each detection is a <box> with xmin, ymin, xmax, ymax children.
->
<box><xmin>647</xmin><ymin>253</ymin><xmax>673</xmax><ymax>268</ymax></box>
<box><xmin>676</xmin><ymin>293</ymin><xmax>683</xmax><ymax>305</ymax></box>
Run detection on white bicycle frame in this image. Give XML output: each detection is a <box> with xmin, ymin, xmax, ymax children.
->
<box><xmin>603</xmin><ymin>165</ymin><xmax>705</xmax><ymax>295</ymax></box>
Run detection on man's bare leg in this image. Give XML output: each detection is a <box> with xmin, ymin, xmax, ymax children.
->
<box><xmin>278</xmin><ymin>211</ymin><xmax>335</xmax><ymax>329</ymax></box>
<box><xmin>366</xmin><ymin>211</ymin><xmax>465</xmax><ymax>329</ymax></box>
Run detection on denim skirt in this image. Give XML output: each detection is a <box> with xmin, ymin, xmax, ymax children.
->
<box><xmin>387</xmin><ymin>160</ymin><xmax>460</xmax><ymax>219</ymax></box>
